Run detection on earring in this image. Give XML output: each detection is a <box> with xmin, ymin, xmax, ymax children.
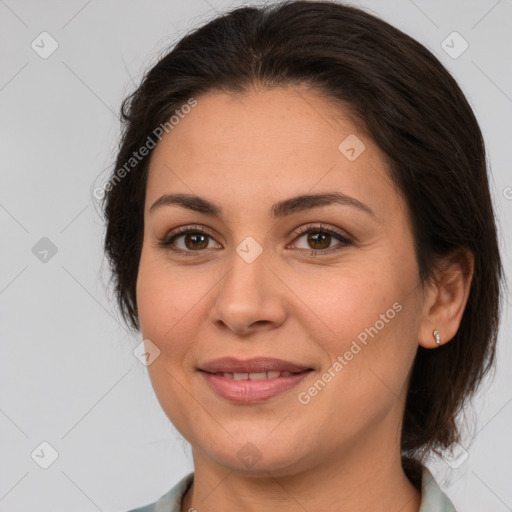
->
<box><xmin>433</xmin><ymin>329</ymin><xmax>441</xmax><ymax>345</ymax></box>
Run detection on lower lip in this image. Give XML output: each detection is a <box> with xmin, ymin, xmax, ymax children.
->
<box><xmin>200</xmin><ymin>370</ymin><xmax>313</xmax><ymax>404</ymax></box>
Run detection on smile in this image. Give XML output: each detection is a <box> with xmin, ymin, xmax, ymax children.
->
<box><xmin>200</xmin><ymin>368</ymin><xmax>313</xmax><ymax>403</ymax></box>
<box><xmin>218</xmin><ymin>371</ymin><xmax>295</xmax><ymax>380</ymax></box>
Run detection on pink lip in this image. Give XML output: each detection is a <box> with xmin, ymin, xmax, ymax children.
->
<box><xmin>198</xmin><ymin>357</ymin><xmax>314</xmax><ymax>404</ymax></box>
<box><xmin>199</xmin><ymin>356</ymin><xmax>312</xmax><ymax>374</ymax></box>
<box><xmin>200</xmin><ymin>371</ymin><xmax>313</xmax><ymax>403</ymax></box>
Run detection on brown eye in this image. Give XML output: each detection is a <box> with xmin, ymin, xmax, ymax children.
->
<box><xmin>291</xmin><ymin>224</ymin><xmax>353</xmax><ymax>255</ymax></box>
<box><xmin>181</xmin><ymin>232</ymin><xmax>209</xmax><ymax>250</ymax></box>
<box><xmin>305</xmin><ymin>231</ymin><xmax>332</xmax><ymax>250</ymax></box>
<box><xmin>158</xmin><ymin>223</ymin><xmax>353</xmax><ymax>257</ymax></box>
<box><xmin>157</xmin><ymin>226</ymin><xmax>220</xmax><ymax>256</ymax></box>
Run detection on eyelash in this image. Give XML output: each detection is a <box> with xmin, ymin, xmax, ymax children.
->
<box><xmin>157</xmin><ymin>223</ymin><xmax>353</xmax><ymax>257</ymax></box>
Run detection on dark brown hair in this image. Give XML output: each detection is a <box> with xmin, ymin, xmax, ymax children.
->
<box><xmin>99</xmin><ymin>0</ymin><xmax>504</xmax><ymax>486</ymax></box>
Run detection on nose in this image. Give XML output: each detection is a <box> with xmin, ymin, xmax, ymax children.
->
<box><xmin>209</xmin><ymin>242</ymin><xmax>287</xmax><ymax>336</ymax></box>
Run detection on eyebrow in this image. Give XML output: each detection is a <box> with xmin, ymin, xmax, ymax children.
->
<box><xmin>149</xmin><ymin>192</ymin><xmax>376</xmax><ymax>219</ymax></box>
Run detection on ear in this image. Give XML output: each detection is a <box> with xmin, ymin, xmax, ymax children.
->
<box><xmin>418</xmin><ymin>248</ymin><xmax>474</xmax><ymax>349</ymax></box>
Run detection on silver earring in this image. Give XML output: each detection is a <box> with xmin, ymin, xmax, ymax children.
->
<box><xmin>433</xmin><ymin>329</ymin><xmax>441</xmax><ymax>345</ymax></box>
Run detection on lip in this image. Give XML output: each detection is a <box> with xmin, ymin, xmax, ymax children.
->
<box><xmin>199</xmin><ymin>356</ymin><xmax>313</xmax><ymax>374</ymax></box>
<box><xmin>198</xmin><ymin>357</ymin><xmax>314</xmax><ymax>404</ymax></box>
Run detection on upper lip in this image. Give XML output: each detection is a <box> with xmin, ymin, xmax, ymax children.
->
<box><xmin>199</xmin><ymin>357</ymin><xmax>313</xmax><ymax>374</ymax></box>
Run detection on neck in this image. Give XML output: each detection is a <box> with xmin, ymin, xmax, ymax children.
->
<box><xmin>181</xmin><ymin>432</ymin><xmax>421</xmax><ymax>512</ymax></box>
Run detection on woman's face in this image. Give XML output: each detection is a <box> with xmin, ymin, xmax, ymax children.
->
<box><xmin>136</xmin><ymin>87</ymin><xmax>428</xmax><ymax>476</ymax></box>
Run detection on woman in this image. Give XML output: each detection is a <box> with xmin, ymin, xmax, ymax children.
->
<box><xmin>100</xmin><ymin>1</ymin><xmax>504</xmax><ymax>511</ymax></box>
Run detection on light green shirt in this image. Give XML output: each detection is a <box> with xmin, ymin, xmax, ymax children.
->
<box><xmin>128</xmin><ymin>466</ymin><xmax>456</xmax><ymax>511</ymax></box>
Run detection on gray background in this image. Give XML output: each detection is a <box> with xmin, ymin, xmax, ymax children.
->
<box><xmin>1</xmin><ymin>0</ymin><xmax>511</xmax><ymax>510</ymax></box>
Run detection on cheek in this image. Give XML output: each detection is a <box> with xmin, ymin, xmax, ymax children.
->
<box><xmin>135</xmin><ymin>250</ymin><xmax>221</xmax><ymax>400</ymax></box>
<box><xmin>294</xmin><ymin>258</ymin><xmax>419</xmax><ymax>397</ymax></box>
<box><xmin>136</xmin><ymin>249</ymin><xmax>209</xmax><ymax>342</ymax></box>
<box><xmin>136</xmin><ymin>253</ymin><xmax>208</xmax><ymax>434</ymax></box>
<box><xmin>288</xmin><ymin>262</ymin><xmax>396</xmax><ymax>344</ymax></box>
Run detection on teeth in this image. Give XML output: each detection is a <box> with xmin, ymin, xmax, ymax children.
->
<box><xmin>248</xmin><ymin>372</ymin><xmax>267</xmax><ymax>380</ymax></box>
<box><xmin>219</xmin><ymin>371</ymin><xmax>297</xmax><ymax>380</ymax></box>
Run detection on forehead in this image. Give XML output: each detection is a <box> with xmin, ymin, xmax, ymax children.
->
<box><xmin>145</xmin><ymin>87</ymin><xmax>398</xmax><ymax>222</ymax></box>
<box><xmin>152</xmin><ymin>86</ymin><xmax>362</xmax><ymax>157</ymax></box>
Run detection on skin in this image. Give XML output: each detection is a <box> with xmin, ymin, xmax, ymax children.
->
<box><xmin>136</xmin><ymin>86</ymin><xmax>474</xmax><ymax>512</ymax></box>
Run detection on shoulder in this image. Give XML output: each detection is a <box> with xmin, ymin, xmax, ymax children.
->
<box><xmin>126</xmin><ymin>472</ymin><xmax>194</xmax><ymax>512</ymax></box>
<box><xmin>419</xmin><ymin>466</ymin><xmax>457</xmax><ymax>512</ymax></box>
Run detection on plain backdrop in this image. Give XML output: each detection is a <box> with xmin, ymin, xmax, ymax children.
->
<box><xmin>1</xmin><ymin>0</ymin><xmax>511</xmax><ymax>510</ymax></box>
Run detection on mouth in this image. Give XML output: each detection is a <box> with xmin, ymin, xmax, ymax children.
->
<box><xmin>199</xmin><ymin>356</ymin><xmax>313</xmax><ymax>374</ymax></box>
<box><xmin>210</xmin><ymin>370</ymin><xmax>300</xmax><ymax>380</ymax></box>
<box><xmin>198</xmin><ymin>357</ymin><xmax>314</xmax><ymax>404</ymax></box>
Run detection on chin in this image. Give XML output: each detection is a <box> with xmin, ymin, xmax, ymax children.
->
<box><xmin>198</xmin><ymin>434</ymin><xmax>314</xmax><ymax>477</ymax></box>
